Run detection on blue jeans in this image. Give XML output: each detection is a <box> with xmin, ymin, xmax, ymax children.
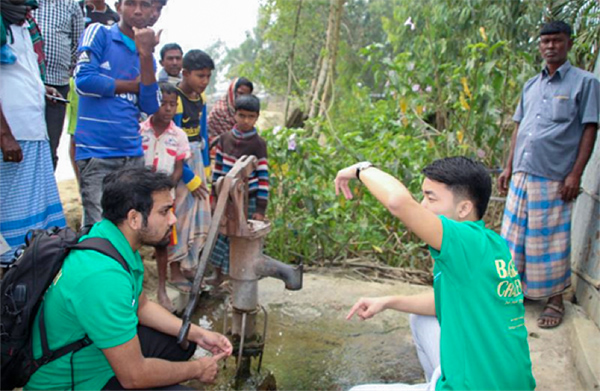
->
<box><xmin>76</xmin><ymin>156</ymin><xmax>144</xmax><ymax>226</ymax></box>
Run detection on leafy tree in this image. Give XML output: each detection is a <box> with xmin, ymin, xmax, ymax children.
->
<box><xmin>222</xmin><ymin>0</ymin><xmax>600</xmax><ymax>267</ymax></box>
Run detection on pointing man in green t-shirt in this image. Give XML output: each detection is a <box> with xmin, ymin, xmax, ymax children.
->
<box><xmin>336</xmin><ymin>157</ymin><xmax>536</xmax><ymax>390</ymax></box>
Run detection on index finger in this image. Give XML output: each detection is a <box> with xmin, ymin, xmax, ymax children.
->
<box><xmin>346</xmin><ymin>300</ymin><xmax>362</xmax><ymax>320</ymax></box>
<box><xmin>212</xmin><ymin>351</ymin><xmax>229</xmax><ymax>361</ymax></box>
<box><xmin>559</xmin><ymin>185</ymin><xmax>567</xmax><ymax>200</ymax></box>
<box><xmin>499</xmin><ymin>177</ymin><xmax>507</xmax><ymax>193</ymax></box>
<box><xmin>569</xmin><ymin>187</ymin><xmax>579</xmax><ymax>202</ymax></box>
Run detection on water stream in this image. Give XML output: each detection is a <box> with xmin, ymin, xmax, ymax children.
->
<box><xmin>187</xmin><ymin>292</ymin><xmax>423</xmax><ymax>391</ymax></box>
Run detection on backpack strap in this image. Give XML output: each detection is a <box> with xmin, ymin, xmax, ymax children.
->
<box><xmin>35</xmin><ymin>306</ymin><xmax>92</xmax><ymax>368</ymax></box>
<box><xmin>70</xmin><ymin>237</ymin><xmax>130</xmax><ymax>274</ymax></box>
<box><xmin>34</xmin><ymin>237</ymin><xmax>130</xmax><ymax>370</ymax></box>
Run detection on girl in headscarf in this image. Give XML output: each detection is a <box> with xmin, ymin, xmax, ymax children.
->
<box><xmin>207</xmin><ymin>77</ymin><xmax>253</xmax><ymax>143</ymax></box>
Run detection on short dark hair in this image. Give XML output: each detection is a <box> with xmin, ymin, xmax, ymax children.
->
<box><xmin>101</xmin><ymin>168</ymin><xmax>173</xmax><ymax>226</ymax></box>
<box><xmin>234</xmin><ymin>77</ymin><xmax>254</xmax><ymax>93</ymax></box>
<box><xmin>182</xmin><ymin>49</ymin><xmax>214</xmax><ymax>71</ymax></box>
<box><xmin>421</xmin><ymin>156</ymin><xmax>491</xmax><ymax>219</ymax></box>
<box><xmin>160</xmin><ymin>43</ymin><xmax>183</xmax><ymax>61</ymax></box>
<box><xmin>235</xmin><ymin>94</ymin><xmax>260</xmax><ymax>113</ymax></box>
<box><xmin>158</xmin><ymin>82</ymin><xmax>177</xmax><ymax>96</ymax></box>
<box><xmin>540</xmin><ymin>21</ymin><xmax>572</xmax><ymax>38</ymax></box>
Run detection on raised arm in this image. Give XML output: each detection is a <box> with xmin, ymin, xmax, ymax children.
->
<box><xmin>133</xmin><ymin>27</ymin><xmax>160</xmax><ymax>115</ymax></box>
<box><xmin>335</xmin><ymin>163</ymin><xmax>442</xmax><ymax>251</ymax></box>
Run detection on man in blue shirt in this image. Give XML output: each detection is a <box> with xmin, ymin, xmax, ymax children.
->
<box><xmin>498</xmin><ymin>21</ymin><xmax>599</xmax><ymax>329</ymax></box>
<box><xmin>74</xmin><ymin>0</ymin><xmax>161</xmax><ymax>226</ymax></box>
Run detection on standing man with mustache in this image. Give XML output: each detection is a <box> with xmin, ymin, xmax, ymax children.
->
<box><xmin>73</xmin><ymin>0</ymin><xmax>161</xmax><ymax>227</ymax></box>
<box><xmin>498</xmin><ymin>21</ymin><xmax>599</xmax><ymax>329</ymax></box>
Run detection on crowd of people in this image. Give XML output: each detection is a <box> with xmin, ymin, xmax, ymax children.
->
<box><xmin>0</xmin><ymin>0</ymin><xmax>597</xmax><ymax>388</ymax></box>
<box><xmin>1</xmin><ymin>0</ymin><xmax>266</xmax><ymax>389</ymax></box>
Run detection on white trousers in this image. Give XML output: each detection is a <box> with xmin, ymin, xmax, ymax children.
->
<box><xmin>349</xmin><ymin>314</ymin><xmax>441</xmax><ymax>391</ymax></box>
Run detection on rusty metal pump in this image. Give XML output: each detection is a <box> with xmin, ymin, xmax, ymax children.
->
<box><xmin>177</xmin><ymin>155</ymin><xmax>302</xmax><ymax>379</ymax></box>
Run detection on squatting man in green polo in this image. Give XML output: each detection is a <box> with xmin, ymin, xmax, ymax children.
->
<box><xmin>25</xmin><ymin>168</ymin><xmax>232</xmax><ymax>391</ymax></box>
<box><xmin>336</xmin><ymin>157</ymin><xmax>536</xmax><ymax>390</ymax></box>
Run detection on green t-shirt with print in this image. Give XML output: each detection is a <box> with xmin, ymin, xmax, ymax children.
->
<box><xmin>430</xmin><ymin>216</ymin><xmax>536</xmax><ymax>391</ymax></box>
<box><xmin>25</xmin><ymin>220</ymin><xmax>145</xmax><ymax>391</ymax></box>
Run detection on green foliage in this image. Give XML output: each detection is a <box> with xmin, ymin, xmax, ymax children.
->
<box><xmin>263</xmin><ymin>123</ymin><xmax>433</xmax><ymax>268</ymax></box>
<box><xmin>552</xmin><ymin>0</ymin><xmax>600</xmax><ymax>70</ymax></box>
<box><xmin>332</xmin><ymin>0</ymin><xmax>553</xmax><ymax>168</ymax></box>
<box><xmin>227</xmin><ymin>0</ymin><xmax>599</xmax><ymax>268</ymax></box>
<box><xmin>223</xmin><ymin>0</ymin><xmax>330</xmax><ymax>96</ymax></box>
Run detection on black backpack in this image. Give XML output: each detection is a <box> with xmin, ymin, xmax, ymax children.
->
<box><xmin>0</xmin><ymin>226</ymin><xmax>129</xmax><ymax>390</ymax></box>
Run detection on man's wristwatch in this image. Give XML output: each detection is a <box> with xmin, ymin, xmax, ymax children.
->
<box><xmin>356</xmin><ymin>161</ymin><xmax>374</xmax><ymax>182</ymax></box>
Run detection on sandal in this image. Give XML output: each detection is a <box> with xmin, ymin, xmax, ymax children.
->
<box><xmin>537</xmin><ymin>303</ymin><xmax>564</xmax><ymax>329</ymax></box>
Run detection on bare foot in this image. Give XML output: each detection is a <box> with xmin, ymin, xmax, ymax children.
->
<box><xmin>167</xmin><ymin>278</ymin><xmax>192</xmax><ymax>293</ymax></box>
<box><xmin>204</xmin><ymin>274</ymin><xmax>224</xmax><ymax>288</ymax></box>
<box><xmin>169</xmin><ymin>263</ymin><xmax>192</xmax><ymax>292</ymax></box>
<box><xmin>157</xmin><ymin>290</ymin><xmax>175</xmax><ymax>313</ymax></box>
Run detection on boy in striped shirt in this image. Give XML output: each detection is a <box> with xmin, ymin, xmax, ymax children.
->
<box><xmin>207</xmin><ymin>94</ymin><xmax>269</xmax><ymax>287</ymax></box>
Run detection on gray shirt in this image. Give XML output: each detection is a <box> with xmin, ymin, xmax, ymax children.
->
<box><xmin>512</xmin><ymin>61</ymin><xmax>599</xmax><ymax>181</ymax></box>
<box><xmin>157</xmin><ymin>68</ymin><xmax>182</xmax><ymax>86</ymax></box>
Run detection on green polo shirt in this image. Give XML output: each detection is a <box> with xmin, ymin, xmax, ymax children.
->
<box><xmin>430</xmin><ymin>216</ymin><xmax>536</xmax><ymax>391</ymax></box>
<box><xmin>25</xmin><ymin>220</ymin><xmax>145</xmax><ymax>391</ymax></box>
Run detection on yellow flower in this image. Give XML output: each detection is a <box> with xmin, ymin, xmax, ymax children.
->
<box><xmin>280</xmin><ymin>163</ymin><xmax>289</xmax><ymax>175</ymax></box>
<box><xmin>459</xmin><ymin>93</ymin><xmax>470</xmax><ymax>110</ymax></box>
<box><xmin>457</xmin><ymin>130</ymin><xmax>464</xmax><ymax>144</ymax></box>
<box><xmin>399</xmin><ymin>97</ymin><xmax>408</xmax><ymax>114</ymax></box>
<box><xmin>479</xmin><ymin>26</ymin><xmax>487</xmax><ymax>42</ymax></box>
<box><xmin>461</xmin><ymin>77</ymin><xmax>472</xmax><ymax>99</ymax></box>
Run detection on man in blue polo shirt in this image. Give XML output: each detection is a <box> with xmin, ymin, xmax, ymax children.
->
<box><xmin>74</xmin><ymin>0</ymin><xmax>161</xmax><ymax>226</ymax></box>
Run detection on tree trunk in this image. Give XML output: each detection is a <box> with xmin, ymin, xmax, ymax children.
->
<box><xmin>318</xmin><ymin>0</ymin><xmax>344</xmax><ymax>118</ymax></box>
<box><xmin>284</xmin><ymin>0</ymin><xmax>304</xmax><ymax>124</ymax></box>
<box><xmin>308</xmin><ymin>0</ymin><xmax>346</xmax><ymax>121</ymax></box>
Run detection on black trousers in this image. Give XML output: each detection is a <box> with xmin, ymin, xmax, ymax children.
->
<box><xmin>102</xmin><ymin>326</ymin><xmax>197</xmax><ymax>390</ymax></box>
<box><xmin>45</xmin><ymin>84</ymin><xmax>70</xmax><ymax>170</ymax></box>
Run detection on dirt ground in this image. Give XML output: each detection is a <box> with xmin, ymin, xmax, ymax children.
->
<box><xmin>57</xmin><ymin>180</ymin><xmax>583</xmax><ymax>390</ymax></box>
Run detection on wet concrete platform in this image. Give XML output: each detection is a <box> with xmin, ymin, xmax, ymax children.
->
<box><xmin>153</xmin><ymin>273</ymin><xmax>593</xmax><ymax>390</ymax></box>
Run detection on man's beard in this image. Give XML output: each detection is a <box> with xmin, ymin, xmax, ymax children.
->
<box><xmin>141</xmin><ymin>227</ymin><xmax>172</xmax><ymax>247</ymax></box>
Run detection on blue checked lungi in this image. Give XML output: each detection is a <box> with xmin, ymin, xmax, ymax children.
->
<box><xmin>0</xmin><ymin>141</ymin><xmax>66</xmax><ymax>263</ymax></box>
<box><xmin>210</xmin><ymin>197</ymin><xmax>256</xmax><ymax>274</ymax></box>
<box><xmin>500</xmin><ymin>172</ymin><xmax>572</xmax><ymax>299</ymax></box>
